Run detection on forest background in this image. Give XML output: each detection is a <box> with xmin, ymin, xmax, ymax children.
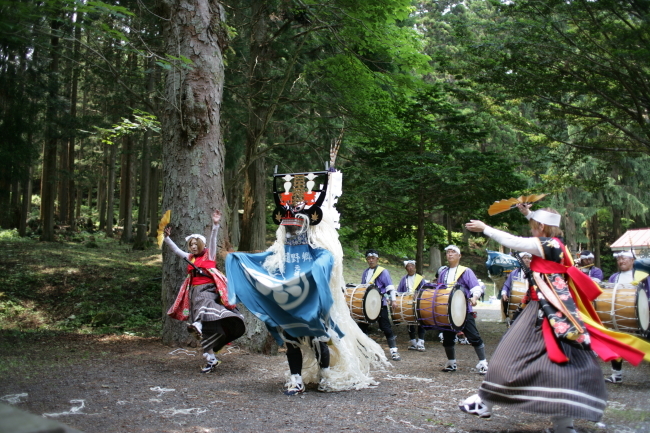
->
<box><xmin>2</xmin><ymin>0</ymin><xmax>650</xmax><ymax>344</ymax></box>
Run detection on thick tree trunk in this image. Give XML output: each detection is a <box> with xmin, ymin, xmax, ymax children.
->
<box><xmin>160</xmin><ymin>0</ymin><xmax>231</xmax><ymax>346</ymax></box>
<box><xmin>239</xmin><ymin>153</ymin><xmax>266</xmax><ymax>251</ymax></box>
<box><xmin>429</xmin><ymin>246</ymin><xmax>441</xmax><ymax>277</ymax></box>
<box><xmin>58</xmin><ymin>134</ymin><xmax>68</xmax><ymax>224</ymax></box>
<box><xmin>41</xmin><ymin>19</ymin><xmax>61</xmax><ymax>241</ymax></box>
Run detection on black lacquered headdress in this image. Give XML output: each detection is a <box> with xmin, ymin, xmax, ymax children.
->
<box><xmin>271</xmin><ymin>168</ymin><xmax>329</xmax><ymax>226</ymax></box>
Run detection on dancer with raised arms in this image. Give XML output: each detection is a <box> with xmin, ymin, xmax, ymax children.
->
<box><xmin>462</xmin><ymin>204</ymin><xmax>650</xmax><ymax>433</ymax></box>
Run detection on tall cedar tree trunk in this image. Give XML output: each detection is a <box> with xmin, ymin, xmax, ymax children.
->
<box><xmin>415</xmin><ymin>135</ymin><xmax>425</xmax><ymax>274</ymax></box>
<box><xmin>67</xmin><ymin>12</ymin><xmax>82</xmax><ymax>227</ymax></box>
<box><xmin>564</xmin><ymin>187</ymin><xmax>577</xmax><ymax>254</ymax></box>
<box><xmin>588</xmin><ymin>214</ymin><xmax>601</xmax><ymax>268</ymax></box>
<box><xmin>41</xmin><ymin>19</ymin><xmax>61</xmax><ymax>241</ymax></box>
<box><xmin>160</xmin><ymin>0</ymin><xmax>230</xmax><ymax>346</ymax></box>
<box><xmin>133</xmin><ymin>58</ymin><xmax>156</xmax><ymax>250</ymax></box>
<box><xmin>19</xmin><ymin>168</ymin><xmax>32</xmax><ymax>236</ymax></box>
<box><xmin>238</xmin><ymin>0</ymin><xmax>269</xmax><ymax>252</ymax></box>
<box><xmin>148</xmin><ymin>166</ymin><xmax>161</xmax><ymax>238</ymax></box>
<box><xmin>105</xmin><ymin>141</ymin><xmax>117</xmax><ymax>236</ymax></box>
<box><xmin>121</xmin><ymin>134</ymin><xmax>134</xmax><ymax>242</ymax></box>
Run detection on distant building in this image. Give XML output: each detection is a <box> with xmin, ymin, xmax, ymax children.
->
<box><xmin>610</xmin><ymin>229</ymin><xmax>650</xmax><ymax>257</ymax></box>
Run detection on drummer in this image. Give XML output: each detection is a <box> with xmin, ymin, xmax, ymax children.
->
<box><xmin>501</xmin><ymin>252</ymin><xmax>532</xmax><ymax>302</ymax></box>
<box><xmin>604</xmin><ymin>250</ymin><xmax>649</xmax><ymax>384</ymax></box>
<box><xmin>576</xmin><ymin>250</ymin><xmax>604</xmax><ymax>283</ymax></box>
<box><xmin>361</xmin><ymin>249</ymin><xmax>401</xmax><ymax>361</ymax></box>
<box><xmin>438</xmin><ymin>245</ymin><xmax>488</xmax><ymax>374</ymax></box>
<box><xmin>397</xmin><ymin>260</ymin><xmax>427</xmax><ymax>352</ymax></box>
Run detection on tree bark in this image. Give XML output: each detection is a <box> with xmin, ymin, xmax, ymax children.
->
<box><xmin>587</xmin><ymin>213</ymin><xmax>601</xmax><ymax>268</ymax></box>
<box><xmin>105</xmin><ymin>141</ymin><xmax>117</xmax><ymax>236</ymax></box>
<box><xmin>160</xmin><ymin>0</ymin><xmax>230</xmax><ymax>346</ymax></box>
<box><xmin>133</xmin><ymin>58</ymin><xmax>156</xmax><ymax>250</ymax></box>
<box><xmin>563</xmin><ymin>187</ymin><xmax>577</xmax><ymax>254</ymax></box>
<box><xmin>19</xmin><ymin>168</ymin><xmax>32</xmax><ymax>237</ymax></box>
<box><xmin>67</xmin><ymin>12</ymin><xmax>82</xmax><ymax>228</ymax></box>
<box><xmin>41</xmin><ymin>18</ymin><xmax>61</xmax><ymax>241</ymax></box>
<box><xmin>120</xmin><ymin>134</ymin><xmax>134</xmax><ymax>243</ymax></box>
<box><xmin>148</xmin><ymin>166</ymin><xmax>161</xmax><ymax>238</ymax></box>
<box><xmin>238</xmin><ymin>0</ymin><xmax>270</xmax><ymax>252</ymax></box>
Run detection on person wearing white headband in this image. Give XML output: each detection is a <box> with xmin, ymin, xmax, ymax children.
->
<box><xmin>604</xmin><ymin>249</ymin><xmax>649</xmax><ymax>384</ymax></box>
<box><xmin>163</xmin><ymin>209</ymin><xmax>245</xmax><ymax>374</ymax></box>
<box><xmin>501</xmin><ymin>252</ymin><xmax>532</xmax><ymax>304</ymax></box>
<box><xmin>437</xmin><ymin>245</ymin><xmax>489</xmax><ymax>375</ymax></box>
<box><xmin>396</xmin><ymin>260</ymin><xmax>427</xmax><ymax>352</ymax></box>
<box><xmin>361</xmin><ymin>249</ymin><xmax>401</xmax><ymax>361</ymax></box>
<box><xmin>462</xmin><ymin>203</ymin><xmax>608</xmax><ymax>432</ymax></box>
<box><xmin>576</xmin><ymin>250</ymin><xmax>603</xmax><ymax>283</ymax></box>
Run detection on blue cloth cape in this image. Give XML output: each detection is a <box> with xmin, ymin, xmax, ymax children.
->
<box><xmin>225</xmin><ymin>244</ymin><xmax>343</xmax><ymax>344</ymax></box>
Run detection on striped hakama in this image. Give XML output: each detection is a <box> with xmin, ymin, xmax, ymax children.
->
<box><xmin>190</xmin><ymin>283</ymin><xmax>246</xmax><ymax>351</ymax></box>
<box><xmin>479</xmin><ymin>300</ymin><xmax>607</xmax><ymax>422</ymax></box>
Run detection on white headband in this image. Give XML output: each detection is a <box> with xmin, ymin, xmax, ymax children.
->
<box><xmin>526</xmin><ymin>209</ymin><xmax>561</xmax><ymax>227</ymax></box>
<box><xmin>444</xmin><ymin>245</ymin><xmax>460</xmax><ymax>254</ymax></box>
<box><xmin>404</xmin><ymin>260</ymin><xmax>416</xmax><ymax>266</ymax></box>
<box><xmin>185</xmin><ymin>234</ymin><xmax>207</xmax><ymax>244</ymax></box>
<box><xmin>519</xmin><ymin>252</ymin><xmax>532</xmax><ymax>258</ymax></box>
<box><xmin>580</xmin><ymin>252</ymin><xmax>595</xmax><ymax>260</ymax></box>
<box><xmin>614</xmin><ymin>251</ymin><xmax>635</xmax><ymax>259</ymax></box>
<box><xmin>366</xmin><ymin>252</ymin><xmax>379</xmax><ymax>258</ymax></box>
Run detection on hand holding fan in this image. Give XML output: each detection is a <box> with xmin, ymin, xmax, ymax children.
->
<box><xmin>488</xmin><ymin>194</ymin><xmax>547</xmax><ymax>216</ymax></box>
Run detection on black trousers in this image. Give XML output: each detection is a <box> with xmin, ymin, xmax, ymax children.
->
<box><xmin>441</xmin><ymin>314</ymin><xmax>483</xmax><ymax>348</ymax></box>
<box><xmin>408</xmin><ymin>325</ymin><xmax>425</xmax><ymax>340</ymax></box>
<box><xmin>357</xmin><ymin>305</ymin><xmax>397</xmax><ymax>348</ymax></box>
<box><xmin>284</xmin><ymin>333</ymin><xmax>330</xmax><ymax>376</ymax></box>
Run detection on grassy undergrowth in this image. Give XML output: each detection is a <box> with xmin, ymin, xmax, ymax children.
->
<box><xmin>0</xmin><ymin>230</ymin><xmax>163</xmax><ymax>338</ymax></box>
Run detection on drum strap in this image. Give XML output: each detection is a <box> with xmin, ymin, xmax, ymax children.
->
<box><xmin>367</xmin><ymin>266</ymin><xmax>386</xmax><ymax>285</ymax></box>
<box><xmin>410</xmin><ymin>274</ymin><xmax>423</xmax><ymax>291</ymax></box>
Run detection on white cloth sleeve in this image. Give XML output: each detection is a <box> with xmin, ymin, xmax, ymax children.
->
<box><xmin>208</xmin><ymin>224</ymin><xmax>220</xmax><ymax>262</ymax></box>
<box><xmin>163</xmin><ymin>236</ymin><xmax>190</xmax><ymax>260</ymax></box>
<box><xmin>483</xmin><ymin>226</ymin><xmax>544</xmax><ymax>258</ymax></box>
<box><xmin>387</xmin><ymin>285</ymin><xmax>396</xmax><ymax>301</ymax></box>
<box><xmin>470</xmin><ymin>285</ymin><xmax>483</xmax><ymax>299</ymax></box>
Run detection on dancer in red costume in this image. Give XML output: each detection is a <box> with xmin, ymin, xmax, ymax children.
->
<box><xmin>461</xmin><ymin>204</ymin><xmax>650</xmax><ymax>433</ymax></box>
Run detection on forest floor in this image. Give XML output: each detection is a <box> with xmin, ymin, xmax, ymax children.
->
<box><xmin>1</xmin><ymin>234</ymin><xmax>649</xmax><ymax>432</ymax></box>
<box><xmin>2</xmin><ymin>305</ymin><xmax>649</xmax><ymax>433</ymax></box>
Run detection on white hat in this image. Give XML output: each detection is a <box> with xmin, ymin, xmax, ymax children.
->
<box><xmin>614</xmin><ymin>251</ymin><xmax>635</xmax><ymax>259</ymax></box>
<box><xmin>525</xmin><ymin>209</ymin><xmax>561</xmax><ymax>227</ymax></box>
<box><xmin>519</xmin><ymin>252</ymin><xmax>532</xmax><ymax>258</ymax></box>
<box><xmin>403</xmin><ymin>260</ymin><xmax>416</xmax><ymax>266</ymax></box>
<box><xmin>444</xmin><ymin>245</ymin><xmax>461</xmax><ymax>254</ymax></box>
<box><xmin>185</xmin><ymin>234</ymin><xmax>207</xmax><ymax>244</ymax></box>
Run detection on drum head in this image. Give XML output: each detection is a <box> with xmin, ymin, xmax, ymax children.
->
<box><xmin>448</xmin><ymin>288</ymin><xmax>468</xmax><ymax>331</ymax></box>
<box><xmin>364</xmin><ymin>287</ymin><xmax>382</xmax><ymax>323</ymax></box>
<box><xmin>637</xmin><ymin>289</ymin><xmax>650</xmax><ymax>332</ymax></box>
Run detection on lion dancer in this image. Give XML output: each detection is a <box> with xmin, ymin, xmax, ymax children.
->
<box><xmin>164</xmin><ymin>209</ymin><xmax>246</xmax><ymax>373</ymax></box>
<box><xmin>226</xmin><ymin>162</ymin><xmax>389</xmax><ymax>395</ymax></box>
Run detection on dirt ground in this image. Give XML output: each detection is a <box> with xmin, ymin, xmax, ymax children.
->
<box><xmin>1</xmin><ymin>304</ymin><xmax>649</xmax><ymax>433</ymax></box>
